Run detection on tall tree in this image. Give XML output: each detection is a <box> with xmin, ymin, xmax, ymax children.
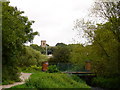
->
<box><xmin>55</xmin><ymin>43</ymin><xmax>67</xmax><ymax>47</ymax></box>
<box><xmin>2</xmin><ymin>2</ymin><xmax>38</xmax><ymax>83</ymax></box>
<box><xmin>91</xmin><ymin>1</ymin><xmax>120</xmax><ymax>76</ymax></box>
<box><xmin>91</xmin><ymin>1</ymin><xmax>120</xmax><ymax>42</ymax></box>
<box><xmin>74</xmin><ymin>1</ymin><xmax>120</xmax><ymax>77</ymax></box>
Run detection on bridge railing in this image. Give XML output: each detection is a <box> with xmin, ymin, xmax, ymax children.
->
<box><xmin>49</xmin><ymin>63</ymin><xmax>89</xmax><ymax>72</ymax></box>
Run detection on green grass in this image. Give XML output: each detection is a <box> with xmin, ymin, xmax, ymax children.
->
<box><xmin>11</xmin><ymin>72</ymin><xmax>91</xmax><ymax>88</ymax></box>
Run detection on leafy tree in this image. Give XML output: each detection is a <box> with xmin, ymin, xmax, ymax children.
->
<box><xmin>30</xmin><ymin>44</ymin><xmax>41</xmax><ymax>51</ymax></box>
<box><xmin>73</xmin><ymin>1</ymin><xmax>120</xmax><ymax>77</ymax></box>
<box><xmin>93</xmin><ymin>24</ymin><xmax>119</xmax><ymax>76</ymax></box>
<box><xmin>91</xmin><ymin>1</ymin><xmax>120</xmax><ymax>20</ymax></box>
<box><xmin>74</xmin><ymin>20</ymin><xmax>120</xmax><ymax>76</ymax></box>
<box><xmin>49</xmin><ymin>46</ymin><xmax>70</xmax><ymax>64</ymax></box>
<box><xmin>91</xmin><ymin>1</ymin><xmax>120</xmax><ymax>42</ymax></box>
<box><xmin>69</xmin><ymin>44</ymin><xmax>92</xmax><ymax>71</ymax></box>
<box><xmin>39</xmin><ymin>47</ymin><xmax>46</xmax><ymax>54</ymax></box>
<box><xmin>18</xmin><ymin>46</ymin><xmax>48</xmax><ymax>67</ymax></box>
<box><xmin>55</xmin><ymin>43</ymin><xmax>67</xmax><ymax>47</ymax></box>
<box><xmin>48</xmin><ymin>46</ymin><xmax>71</xmax><ymax>71</ymax></box>
<box><xmin>2</xmin><ymin>2</ymin><xmax>38</xmax><ymax>83</ymax></box>
<box><xmin>30</xmin><ymin>44</ymin><xmax>48</xmax><ymax>54</ymax></box>
<box><xmin>91</xmin><ymin>1</ymin><xmax>120</xmax><ymax>76</ymax></box>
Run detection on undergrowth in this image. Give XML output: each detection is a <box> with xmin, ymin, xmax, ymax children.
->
<box><xmin>11</xmin><ymin>72</ymin><xmax>91</xmax><ymax>88</ymax></box>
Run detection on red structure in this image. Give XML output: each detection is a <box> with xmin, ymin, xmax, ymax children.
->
<box><xmin>85</xmin><ymin>60</ymin><xmax>91</xmax><ymax>71</ymax></box>
<box><xmin>42</xmin><ymin>61</ymin><xmax>48</xmax><ymax>71</ymax></box>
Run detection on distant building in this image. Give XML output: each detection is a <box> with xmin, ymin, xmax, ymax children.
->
<box><xmin>41</xmin><ymin>40</ymin><xmax>46</xmax><ymax>47</ymax></box>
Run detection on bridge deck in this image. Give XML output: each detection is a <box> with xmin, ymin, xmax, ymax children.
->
<box><xmin>63</xmin><ymin>71</ymin><xmax>94</xmax><ymax>74</ymax></box>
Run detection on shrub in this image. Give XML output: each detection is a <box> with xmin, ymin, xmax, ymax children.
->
<box><xmin>92</xmin><ymin>77</ymin><xmax>120</xmax><ymax>88</ymax></box>
<box><xmin>18</xmin><ymin>46</ymin><xmax>48</xmax><ymax>67</ymax></box>
<box><xmin>22</xmin><ymin>65</ymin><xmax>42</xmax><ymax>73</ymax></box>
<box><xmin>47</xmin><ymin>65</ymin><xmax>59</xmax><ymax>73</ymax></box>
<box><xmin>2</xmin><ymin>66</ymin><xmax>21</xmax><ymax>85</ymax></box>
<box><xmin>30</xmin><ymin>65</ymin><xmax>42</xmax><ymax>71</ymax></box>
<box><xmin>70</xmin><ymin>75</ymin><xmax>85</xmax><ymax>83</ymax></box>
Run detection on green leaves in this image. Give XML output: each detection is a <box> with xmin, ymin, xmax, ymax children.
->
<box><xmin>73</xmin><ymin>1</ymin><xmax>120</xmax><ymax>77</ymax></box>
<box><xmin>2</xmin><ymin>1</ymin><xmax>38</xmax><ymax>83</ymax></box>
<box><xmin>51</xmin><ymin>46</ymin><xmax>70</xmax><ymax>63</ymax></box>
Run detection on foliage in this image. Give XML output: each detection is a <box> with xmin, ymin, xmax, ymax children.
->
<box><xmin>91</xmin><ymin>1</ymin><xmax>120</xmax><ymax>42</ymax></box>
<box><xmin>69</xmin><ymin>44</ymin><xmax>90</xmax><ymax>71</ymax></box>
<box><xmin>2</xmin><ymin>1</ymin><xmax>38</xmax><ymax>84</ymax></box>
<box><xmin>92</xmin><ymin>77</ymin><xmax>120</xmax><ymax>88</ymax></box>
<box><xmin>55</xmin><ymin>43</ymin><xmax>67</xmax><ymax>47</ymax></box>
<box><xmin>47</xmin><ymin>65</ymin><xmax>59</xmax><ymax>73</ymax></box>
<box><xmin>91</xmin><ymin>24</ymin><xmax>120</xmax><ymax>77</ymax></box>
<box><xmin>49</xmin><ymin>46</ymin><xmax>70</xmax><ymax>64</ymax></box>
<box><xmin>70</xmin><ymin>74</ymin><xmax>86</xmax><ymax>83</ymax></box>
<box><xmin>30</xmin><ymin>44</ymin><xmax>45</xmax><ymax>54</ymax></box>
<box><xmin>18</xmin><ymin>46</ymin><xmax>48</xmax><ymax>67</ymax></box>
<box><xmin>30</xmin><ymin>44</ymin><xmax>49</xmax><ymax>55</ymax></box>
<box><xmin>73</xmin><ymin>19</ymin><xmax>96</xmax><ymax>45</ymax></box>
<box><xmin>30</xmin><ymin>65</ymin><xmax>42</xmax><ymax>71</ymax></box>
<box><xmin>74</xmin><ymin>22</ymin><xmax>120</xmax><ymax>77</ymax></box>
<box><xmin>11</xmin><ymin>72</ymin><xmax>90</xmax><ymax>88</ymax></box>
<box><xmin>91</xmin><ymin>1</ymin><xmax>120</xmax><ymax>20</ymax></box>
<box><xmin>22</xmin><ymin>65</ymin><xmax>42</xmax><ymax>73</ymax></box>
<box><xmin>73</xmin><ymin>1</ymin><xmax>120</xmax><ymax>77</ymax></box>
<box><xmin>30</xmin><ymin>44</ymin><xmax>41</xmax><ymax>51</ymax></box>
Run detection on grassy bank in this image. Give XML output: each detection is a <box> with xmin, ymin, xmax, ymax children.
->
<box><xmin>11</xmin><ymin>72</ymin><xmax>91</xmax><ymax>88</ymax></box>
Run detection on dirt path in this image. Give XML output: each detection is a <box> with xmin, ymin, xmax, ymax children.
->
<box><xmin>0</xmin><ymin>72</ymin><xmax>32</xmax><ymax>89</ymax></box>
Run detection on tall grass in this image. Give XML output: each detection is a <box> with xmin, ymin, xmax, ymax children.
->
<box><xmin>11</xmin><ymin>72</ymin><xmax>91</xmax><ymax>88</ymax></box>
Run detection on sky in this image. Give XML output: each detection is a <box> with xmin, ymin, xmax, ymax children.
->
<box><xmin>9</xmin><ymin>0</ymin><xmax>94</xmax><ymax>46</ymax></box>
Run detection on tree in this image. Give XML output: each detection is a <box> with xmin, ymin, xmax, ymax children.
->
<box><xmin>91</xmin><ymin>1</ymin><xmax>120</xmax><ymax>20</ymax></box>
<box><xmin>49</xmin><ymin>46</ymin><xmax>70</xmax><ymax>64</ymax></box>
<box><xmin>48</xmin><ymin>46</ymin><xmax>71</xmax><ymax>71</ymax></box>
<box><xmin>18</xmin><ymin>46</ymin><xmax>48</xmax><ymax>67</ymax></box>
<box><xmin>2</xmin><ymin>2</ymin><xmax>38</xmax><ymax>84</ymax></box>
<box><xmin>69</xmin><ymin>44</ymin><xmax>91</xmax><ymax>71</ymax></box>
<box><xmin>73</xmin><ymin>1</ymin><xmax>120</xmax><ymax>77</ymax></box>
<box><xmin>55</xmin><ymin>43</ymin><xmax>67</xmax><ymax>47</ymax></box>
<box><xmin>91</xmin><ymin>1</ymin><xmax>120</xmax><ymax>76</ymax></box>
<box><xmin>30</xmin><ymin>44</ymin><xmax>41</xmax><ymax>51</ymax></box>
<box><xmin>91</xmin><ymin>25</ymin><xmax>119</xmax><ymax>76</ymax></box>
<box><xmin>91</xmin><ymin>1</ymin><xmax>120</xmax><ymax>42</ymax></box>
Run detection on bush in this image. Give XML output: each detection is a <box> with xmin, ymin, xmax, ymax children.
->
<box><xmin>30</xmin><ymin>65</ymin><xmax>42</xmax><ymax>71</ymax></box>
<box><xmin>92</xmin><ymin>77</ymin><xmax>120</xmax><ymax>88</ymax></box>
<box><xmin>18</xmin><ymin>46</ymin><xmax>48</xmax><ymax>67</ymax></box>
<box><xmin>22</xmin><ymin>65</ymin><xmax>42</xmax><ymax>73</ymax></box>
<box><xmin>2</xmin><ymin>66</ymin><xmax>21</xmax><ymax>85</ymax></box>
<box><xmin>47</xmin><ymin>65</ymin><xmax>59</xmax><ymax>73</ymax></box>
<box><xmin>70</xmin><ymin>75</ymin><xmax>85</xmax><ymax>83</ymax></box>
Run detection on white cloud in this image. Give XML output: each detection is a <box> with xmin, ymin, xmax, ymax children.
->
<box><xmin>9</xmin><ymin>0</ymin><xmax>94</xmax><ymax>46</ymax></box>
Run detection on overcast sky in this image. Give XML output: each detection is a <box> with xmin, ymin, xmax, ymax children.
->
<box><xmin>9</xmin><ymin>0</ymin><xmax>94</xmax><ymax>46</ymax></box>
